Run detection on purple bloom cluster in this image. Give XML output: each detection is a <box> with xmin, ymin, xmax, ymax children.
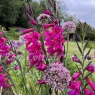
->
<box><xmin>10</xmin><ymin>40</ymin><xmax>24</xmax><ymax>49</ymax></box>
<box><xmin>62</xmin><ymin>21</ymin><xmax>76</xmax><ymax>31</ymax></box>
<box><xmin>43</xmin><ymin>62</ymin><xmax>70</xmax><ymax>90</ymax></box>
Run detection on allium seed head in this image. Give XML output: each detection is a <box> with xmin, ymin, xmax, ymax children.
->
<box><xmin>43</xmin><ymin>62</ymin><xmax>70</xmax><ymax>90</ymax></box>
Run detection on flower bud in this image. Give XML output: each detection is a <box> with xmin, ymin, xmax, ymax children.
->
<box><xmin>86</xmin><ymin>55</ymin><xmax>91</xmax><ymax>60</ymax></box>
<box><xmin>30</xmin><ymin>19</ymin><xmax>37</xmax><ymax>25</ymax></box>
<box><xmin>38</xmin><ymin>80</ymin><xmax>46</xmax><ymax>84</ymax></box>
<box><xmin>44</xmin><ymin>10</ymin><xmax>52</xmax><ymax>15</ymax></box>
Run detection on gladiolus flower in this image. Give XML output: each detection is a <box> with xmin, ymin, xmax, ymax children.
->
<box><xmin>25</xmin><ymin>31</ymin><xmax>45</xmax><ymax>70</ymax></box>
<box><xmin>44</xmin><ymin>10</ymin><xmax>52</xmax><ymax>15</ymax></box>
<box><xmin>30</xmin><ymin>19</ymin><xmax>37</xmax><ymax>25</ymax></box>
<box><xmin>86</xmin><ymin>77</ymin><xmax>95</xmax><ymax>92</ymax></box>
<box><xmin>0</xmin><ymin>37</ymin><xmax>6</xmax><ymax>45</ymax></box>
<box><xmin>14</xmin><ymin>65</ymin><xmax>20</xmax><ymax>70</ymax></box>
<box><xmin>68</xmin><ymin>81</ymin><xmax>82</xmax><ymax>95</ymax></box>
<box><xmin>72</xmin><ymin>72</ymin><xmax>81</xmax><ymax>80</ymax></box>
<box><xmin>0</xmin><ymin>45</ymin><xmax>11</xmax><ymax>55</ymax></box>
<box><xmin>27</xmin><ymin>43</ymin><xmax>42</xmax><ymax>53</ymax></box>
<box><xmin>84</xmin><ymin>88</ymin><xmax>95</xmax><ymax>95</ymax></box>
<box><xmin>38</xmin><ymin>80</ymin><xmax>46</xmax><ymax>84</ymax></box>
<box><xmin>43</xmin><ymin>19</ymin><xmax>59</xmax><ymax>31</ymax></box>
<box><xmin>0</xmin><ymin>74</ymin><xmax>12</xmax><ymax>88</ymax></box>
<box><xmin>24</xmin><ymin>32</ymin><xmax>41</xmax><ymax>44</ymax></box>
<box><xmin>72</xmin><ymin>56</ymin><xmax>81</xmax><ymax>63</ymax></box>
<box><xmin>22</xmin><ymin>28</ymin><xmax>34</xmax><ymax>35</ymax></box>
<box><xmin>44</xmin><ymin>25</ymin><xmax>65</xmax><ymax>57</ymax></box>
<box><xmin>36</xmin><ymin>62</ymin><xmax>47</xmax><ymax>71</ymax></box>
<box><xmin>86</xmin><ymin>63</ymin><xmax>95</xmax><ymax>73</ymax></box>
<box><xmin>3</xmin><ymin>84</ymin><xmax>12</xmax><ymax>88</ymax></box>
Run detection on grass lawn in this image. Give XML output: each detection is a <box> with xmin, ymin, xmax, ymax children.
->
<box><xmin>65</xmin><ymin>41</ymin><xmax>95</xmax><ymax>62</ymax></box>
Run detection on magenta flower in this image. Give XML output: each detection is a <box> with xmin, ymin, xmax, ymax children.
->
<box><xmin>44</xmin><ymin>25</ymin><xmax>65</xmax><ymax>57</ymax></box>
<box><xmin>43</xmin><ymin>19</ymin><xmax>59</xmax><ymax>31</ymax></box>
<box><xmin>72</xmin><ymin>72</ymin><xmax>81</xmax><ymax>80</ymax></box>
<box><xmin>0</xmin><ymin>45</ymin><xmax>11</xmax><ymax>55</ymax></box>
<box><xmin>86</xmin><ymin>77</ymin><xmax>95</xmax><ymax>92</ymax></box>
<box><xmin>84</xmin><ymin>88</ymin><xmax>95</xmax><ymax>95</ymax></box>
<box><xmin>72</xmin><ymin>56</ymin><xmax>80</xmax><ymax>63</ymax></box>
<box><xmin>14</xmin><ymin>65</ymin><xmax>20</xmax><ymax>70</ymax></box>
<box><xmin>68</xmin><ymin>81</ymin><xmax>82</xmax><ymax>95</ymax></box>
<box><xmin>3</xmin><ymin>84</ymin><xmax>12</xmax><ymax>88</ymax></box>
<box><xmin>29</xmin><ymin>53</ymin><xmax>44</xmax><ymax>69</ymax></box>
<box><xmin>24</xmin><ymin>32</ymin><xmax>41</xmax><ymax>44</ymax></box>
<box><xmin>0</xmin><ymin>37</ymin><xmax>6</xmax><ymax>45</ymax></box>
<box><xmin>36</xmin><ymin>62</ymin><xmax>47</xmax><ymax>71</ymax></box>
<box><xmin>25</xmin><ymin>31</ymin><xmax>46</xmax><ymax>70</ymax></box>
<box><xmin>26</xmin><ymin>43</ymin><xmax>42</xmax><ymax>53</ymax></box>
<box><xmin>86</xmin><ymin>63</ymin><xmax>95</xmax><ymax>72</ymax></box>
<box><xmin>0</xmin><ymin>74</ymin><xmax>11</xmax><ymax>88</ymax></box>
<box><xmin>38</xmin><ymin>80</ymin><xmax>46</xmax><ymax>84</ymax></box>
<box><xmin>22</xmin><ymin>28</ymin><xmax>34</xmax><ymax>35</ymax></box>
<box><xmin>1</xmin><ymin>53</ymin><xmax>15</xmax><ymax>64</ymax></box>
<box><xmin>28</xmin><ymin>53</ymin><xmax>39</xmax><ymax>68</ymax></box>
<box><xmin>44</xmin><ymin>10</ymin><xmax>52</xmax><ymax>15</ymax></box>
<box><xmin>30</xmin><ymin>19</ymin><xmax>37</xmax><ymax>25</ymax></box>
<box><xmin>0</xmin><ymin>74</ymin><xmax>8</xmax><ymax>86</ymax></box>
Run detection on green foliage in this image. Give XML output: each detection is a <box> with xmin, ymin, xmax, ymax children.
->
<box><xmin>76</xmin><ymin>22</ymin><xmax>95</xmax><ymax>41</ymax></box>
<box><xmin>30</xmin><ymin>0</ymin><xmax>46</xmax><ymax>18</ymax></box>
<box><xmin>0</xmin><ymin>0</ymin><xmax>21</xmax><ymax>29</ymax></box>
<box><xmin>87</xmin><ymin>41</ymin><xmax>95</xmax><ymax>48</ymax></box>
<box><xmin>4</xmin><ymin>28</ymin><xmax>20</xmax><ymax>40</ymax></box>
<box><xmin>15</xmin><ymin>2</ymin><xmax>29</xmax><ymax>28</ymax></box>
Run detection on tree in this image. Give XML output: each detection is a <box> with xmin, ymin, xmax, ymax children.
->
<box><xmin>76</xmin><ymin>22</ymin><xmax>95</xmax><ymax>40</ymax></box>
<box><xmin>0</xmin><ymin>0</ymin><xmax>21</xmax><ymax>30</ymax></box>
<box><xmin>15</xmin><ymin>2</ymin><xmax>29</xmax><ymax>28</ymax></box>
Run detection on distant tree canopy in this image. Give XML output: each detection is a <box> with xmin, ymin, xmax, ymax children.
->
<box><xmin>0</xmin><ymin>0</ymin><xmax>46</xmax><ymax>30</ymax></box>
<box><xmin>0</xmin><ymin>0</ymin><xmax>92</xmax><ymax>35</ymax></box>
<box><xmin>76</xmin><ymin>22</ymin><xmax>95</xmax><ymax>40</ymax></box>
<box><xmin>0</xmin><ymin>0</ymin><xmax>21</xmax><ymax>30</ymax></box>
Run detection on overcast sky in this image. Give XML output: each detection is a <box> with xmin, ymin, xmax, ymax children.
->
<box><xmin>36</xmin><ymin>0</ymin><xmax>95</xmax><ymax>27</ymax></box>
<box><xmin>64</xmin><ymin>0</ymin><xmax>95</xmax><ymax>27</ymax></box>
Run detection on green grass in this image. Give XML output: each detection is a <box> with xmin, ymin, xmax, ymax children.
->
<box><xmin>65</xmin><ymin>41</ymin><xmax>95</xmax><ymax>62</ymax></box>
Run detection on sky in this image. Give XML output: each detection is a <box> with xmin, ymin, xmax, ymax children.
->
<box><xmin>36</xmin><ymin>0</ymin><xmax>95</xmax><ymax>27</ymax></box>
<box><xmin>64</xmin><ymin>0</ymin><xmax>95</xmax><ymax>27</ymax></box>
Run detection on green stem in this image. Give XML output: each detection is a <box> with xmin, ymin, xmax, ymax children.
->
<box><xmin>0</xmin><ymin>63</ymin><xmax>19</xmax><ymax>95</ymax></box>
<box><xmin>65</xmin><ymin>32</ymin><xmax>69</xmax><ymax>67</ymax></box>
<box><xmin>15</xmin><ymin>58</ymin><xmax>30</xmax><ymax>95</ymax></box>
<box><xmin>81</xmin><ymin>38</ymin><xmax>85</xmax><ymax>95</ymax></box>
<box><xmin>49</xmin><ymin>87</ymin><xmax>52</xmax><ymax>95</ymax></box>
<box><xmin>55</xmin><ymin>90</ymin><xmax>58</xmax><ymax>95</ymax></box>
